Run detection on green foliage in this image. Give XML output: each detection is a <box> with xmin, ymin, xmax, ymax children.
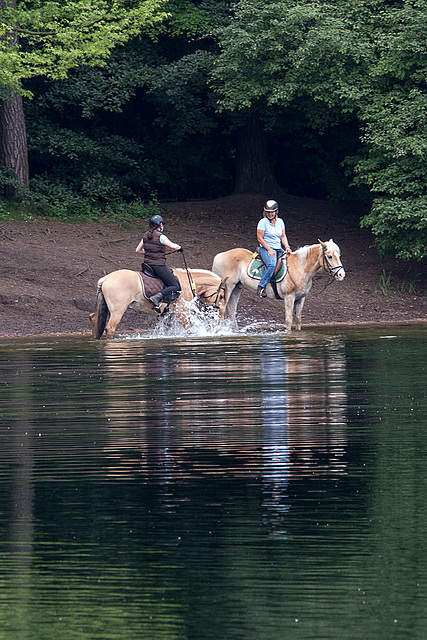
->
<box><xmin>396</xmin><ymin>270</ymin><xmax>420</xmax><ymax>294</ymax></box>
<box><xmin>353</xmin><ymin>3</ymin><xmax>427</xmax><ymax>261</ymax></box>
<box><xmin>2</xmin><ymin>0</ymin><xmax>426</xmax><ymax>260</ymax></box>
<box><xmin>212</xmin><ymin>0</ymin><xmax>427</xmax><ymax>260</ymax></box>
<box><xmin>104</xmin><ymin>196</ymin><xmax>162</xmax><ymax>222</ymax></box>
<box><xmin>375</xmin><ymin>269</ymin><xmax>392</xmax><ymax>296</ymax></box>
<box><xmin>0</xmin><ymin>167</ymin><xmax>162</xmax><ymax>222</ymax></box>
<box><xmin>24</xmin><ymin>36</ymin><xmax>234</xmax><ymax>202</ymax></box>
<box><xmin>373</xmin><ymin>267</ymin><xmax>421</xmax><ymax>296</ymax></box>
<box><xmin>0</xmin><ymin>0</ymin><xmax>169</xmax><ymax>96</ymax></box>
<box><xmin>27</xmin><ymin>115</ymin><xmax>151</xmax><ymax>198</ymax></box>
<box><xmin>0</xmin><ymin>164</ymin><xmax>28</xmax><ymax>200</ymax></box>
<box><xmin>212</xmin><ymin>0</ymin><xmax>373</xmax><ymax>114</ymax></box>
<box><xmin>157</xmin><ymin>0</ymin><xmax>228</xmax><ymax>39</ymax></box>
<box><xmin>361</xmin><ymin>196</ymin><xmax>427</xmax><ymax>261</ymax></box>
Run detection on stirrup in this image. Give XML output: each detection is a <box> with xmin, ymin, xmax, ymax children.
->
<box><xmin>257</xmin><ymin>285</ymin><xmax>267</xmax><ymax>298</ymax></box>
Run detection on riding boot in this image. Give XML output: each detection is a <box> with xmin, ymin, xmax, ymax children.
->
<box><xmin>149</xmin><ymin>292</ymin><xmax>163</xmax><ymax>311</ymax></box>
<box><xmin>257</xmin><ymin>285</ymin><xmax>267</xmax><ymax>298</ymax></box>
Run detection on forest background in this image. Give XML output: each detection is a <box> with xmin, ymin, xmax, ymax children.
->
<box><xmin>1</xmin><ymin>0</ymin><xmax>427</xmax><ymax>264</ymax></box>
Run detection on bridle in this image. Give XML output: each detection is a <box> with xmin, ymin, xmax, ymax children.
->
<box><xmin>317</xmin><ymin>247</ymin><xmax>345</xmax><ymax>292</ymax></box>
<box><xmin>200</xmin><ymin>280</ymin><xmax>227</xmax><ymax>311</ymax></box>
<box><xmin>169</xmin><ymin>248</ymin><xmax>226</xmax><ymax>311</ymax></box>
<box><xmin>322</xmin><ymin>248</ymin><xmax>344</xmax><ymax>280</ymax></box>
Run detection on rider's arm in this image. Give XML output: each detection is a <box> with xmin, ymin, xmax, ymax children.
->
<box><xmin>280</xmin><ymin>228</ymin><xmax>291</xmax><ymax>253</ymax></box>
<box><xmin>135</xmin><ymin>238</ymin><xmax>144</xmax><ymax>253</ymax></box>
<box><xmin>256</xmin><ymin>228</ymin><xmax>270</xmax><ymax>251</ymax></box>
<box><xmin>161</xmin><ymin>235</ymin><xmax>181</xmax><ymax>251</ymax></box>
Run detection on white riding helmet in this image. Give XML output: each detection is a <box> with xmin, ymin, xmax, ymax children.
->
<box><xmin>264</xmin><ymin>200</ymin><xmax>279</xmax><ymax>213</ymax></box>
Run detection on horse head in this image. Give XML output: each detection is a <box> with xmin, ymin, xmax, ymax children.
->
<box><xmin>318</xmin><ymin>239</ymin><xmax>346</xmax><ymax>281</ymax></box>
<box><xmin>199</xmin><ymin>276</ymin><xmax>228</xmax><ymax>319</ymax></box>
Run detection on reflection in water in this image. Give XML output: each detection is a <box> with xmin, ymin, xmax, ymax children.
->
<box><xmin>258</xmin><ymin>338</ymin><xmax>348</xmax><ymax>536</ymax></box>
<box><xmin>2</xmin><ymin>357</ymin><xmax>35</xmax><ymax>638</ymax></box>
<box><xmin>0</xmin><ymin>328</ymin><xmax>425</xmax><ymax>640</ymax></box>
<box><xmin>98</xmin><ymin>336</ymin><xmax>349</xmax><ymax>538</ymax></box>
<box><xmin>260</xmin><ymin>343</ymin><xmax>291</xmax><ymax>533</ymax></box>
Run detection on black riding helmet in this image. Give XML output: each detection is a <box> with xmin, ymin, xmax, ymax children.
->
<box><xmin>264</xmin><ymin>200</ymin><xmax>279</xmax><ymax>213</ymax></box>
<box><xmin>149</xmin><ymin>214</ymin><xmax>164</xmax><ymax>227</ymax></box>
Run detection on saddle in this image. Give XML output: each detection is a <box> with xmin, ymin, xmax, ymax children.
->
<box><xmin>139</xmin><ymin>263</ymin><xmax>181</xmax><ymax>303</ymax></box>
<box><xmin>247</xmin><ymin>251</ymin><xmax>287</xmax><ymax>282</ymax></box>
<box><xmin>139</xmin><ymin>263</ymin><xmax>164</xmax><ymax>300</ymax></box>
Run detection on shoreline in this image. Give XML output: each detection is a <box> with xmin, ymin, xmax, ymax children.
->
<box><xmin>1</xmin><ymin>318</ymin><xmax>425</xmax><ymax>342</ymax></box>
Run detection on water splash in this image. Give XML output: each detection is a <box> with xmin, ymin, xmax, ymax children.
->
<box><xmin>119</xmin><ymin>299</ymin><xmax>292</xmax><ymax>341</ymax></box>
<box><xmin>124</xmin><ymin>299</ymin><xmax>237</xmax><ymax>340</ymax></box>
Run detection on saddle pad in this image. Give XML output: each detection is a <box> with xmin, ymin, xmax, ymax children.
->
<box><xmin>138</xmin><ymin>271</ymin><xmax>163</xmax><ymax>299</ymax></box>
<box><xmin>247</xmin><ymin>254</ymin><xmax>287</xmax><ymax>282</ymax></box>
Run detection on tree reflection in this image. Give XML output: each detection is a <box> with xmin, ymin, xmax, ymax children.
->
<box><xmin>99</xmin><ymin>337</ymin><xmax>349</xmax><ymax>517</ymax></box>
<box><xmin>3</xmin><ymin>359</ymin><xmax>34</xmax><ymax>638</ymax></box>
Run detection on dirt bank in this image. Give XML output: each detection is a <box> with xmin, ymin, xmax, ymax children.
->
<box><xmin>0</xmin><ymin>193</ymin><xmax>425</xmax><ymax>338</ymax></box>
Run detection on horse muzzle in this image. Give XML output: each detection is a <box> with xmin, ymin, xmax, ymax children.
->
<box><xmin>334</xmin><ymin>266</ymin><xmax>346</xmax><ymax>281</ymax></box>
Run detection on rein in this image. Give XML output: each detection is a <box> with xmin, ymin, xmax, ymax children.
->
<box><xmin>283</xmin><ymin>254</ymin><xmax>299</xmax><ymax>290</ymax></box>
<box><xmin>175</xmin><ymin>248</ymin><xmax>197</xmax><ymax>298</ymax></box>
<box><xmin>170</xmin><ymin>248</ymin><xmax>224</xmax><ymax>309</ymax></box>
<box><xmin>168</xmin><ymin>248</ymin><xmax>225</xmax><ymax>310</ymax></box>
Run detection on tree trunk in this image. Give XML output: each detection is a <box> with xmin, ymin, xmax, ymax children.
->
<box><xmin>233</xmin><ymin>114</ymin><xmax>277</xmax><ymax>194</ymax></box>
<box><xmin>0</xmin><ymin>94</ymin><xmax>30</xmax><ymax>192</ymax></box>
<box><xmin>0</xmin><ymin>0</ymin><xmax>30</xmax><ymax>195</ymax></box>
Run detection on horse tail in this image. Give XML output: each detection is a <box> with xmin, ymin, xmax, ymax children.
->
<box><xmin>91</xmin><ymin>285</ymin><xmax>109</xmax><ymax>339</ymax></box>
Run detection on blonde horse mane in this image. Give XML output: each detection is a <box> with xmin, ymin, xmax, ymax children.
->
<box><xmin>294</xmin><ymin>244</ymin><xmax>316</xmax><ymax>262</ymax></box>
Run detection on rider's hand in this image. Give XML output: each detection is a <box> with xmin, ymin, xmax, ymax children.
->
<box><xmin>268</xmin><ymin>248</ymin><xmax>275</xmax><ymax>257</ymax></box>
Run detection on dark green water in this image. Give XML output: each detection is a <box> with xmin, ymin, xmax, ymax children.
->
<box><xmin>0</xmin><ymin>325</ymin><xmax>425</xmax><ymax>640</ymax></box>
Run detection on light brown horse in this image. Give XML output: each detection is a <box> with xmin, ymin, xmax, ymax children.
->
<box><xmin>90</xmin><ymin>267</ymin><xmax>228</xmax><ymax>339</ymax></box>
<box><xmin>212</xmin><ymin>239</ymin><xmax>345</xmax><ymax>331</ymax></box>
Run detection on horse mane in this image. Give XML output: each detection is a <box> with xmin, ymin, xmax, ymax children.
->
<box><xmin>293</xmin><ymin>240</ymin><xmax>340</xmax><ymax>264</ymax></box>
<box><xmin>294</xmin><ymin>243</ymin><xmax>319</xmax><ymax>262</ymax></box>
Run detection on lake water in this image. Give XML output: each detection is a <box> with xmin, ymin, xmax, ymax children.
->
<box><xmin>0</xmin><ymin>323</ymin><xmax>426</xmax><ymax>640</ymax></box>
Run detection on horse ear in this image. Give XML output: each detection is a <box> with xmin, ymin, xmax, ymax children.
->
<box><xmin>318</xmin><ymin>239</ymin><xmax>326</xmax><ymax>248</ymax></box>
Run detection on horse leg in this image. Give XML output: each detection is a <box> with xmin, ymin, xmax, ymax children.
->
<box><xmin>283</xmin><ymin>294</ymin><xmax>295</xmax><ymax>332</ymax></box>
<box><xmin>174</xmin><ymin>304</ymin><xmax>191</xmax><ymax>329</ymax></box>
<box><xmin>294</xmin><ymin>294</ymin><xmax>306</xmax><ymax>331</ymax></box>
<box><xmin>104</xmin><ymin>309</ymin><xmax>125</xmax><ymax>339</ymax></box>
<box><xmin>226</xmin><ymin>283</ymin><xmax>243</xmax><ymax>329</ymax></box>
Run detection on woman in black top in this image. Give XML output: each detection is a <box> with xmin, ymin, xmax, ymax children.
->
<box><xmin>135</xmin><ymin>215</ymin><xmax>182</xmax><ymax>309</ymax></box>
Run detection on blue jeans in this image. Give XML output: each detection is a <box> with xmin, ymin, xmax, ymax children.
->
<box><xmin>259</xmin><ymin>247</ymin><xmax>278</xmax><ymax>287</ymax></box>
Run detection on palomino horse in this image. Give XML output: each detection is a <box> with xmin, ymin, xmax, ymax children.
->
<box><xmin>212</xmin><ymin>239</ymin><xmax>345</xmax><ymax>331</ymax></box>
<box><xmin>90</xmin><ymin>267</ymin><xmax>228</xmax><ymax>339</ymax></box>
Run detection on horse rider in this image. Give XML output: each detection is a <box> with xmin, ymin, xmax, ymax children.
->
<box><xmin>256</xmin><ymin>199</ymin><xmax>292</xmax><ymax>297</ymax></box>
<box><xmin>135</xmin><ymin>214</ymin><xmax>182</xmax><ymax>310</ymax></box>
